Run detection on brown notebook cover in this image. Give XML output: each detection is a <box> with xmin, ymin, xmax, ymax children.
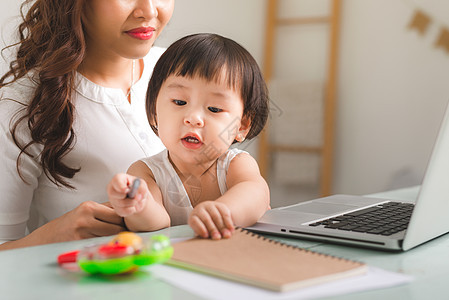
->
<box><xmin>166</xmin><ymin>228</ymin><xmax>367</xmax><ymax>292</ymax></box>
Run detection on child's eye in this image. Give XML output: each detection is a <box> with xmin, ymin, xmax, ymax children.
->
<box><xmin>208</xmin><ymin>106</ymin><xmax>222</xmax><ymax>113</ymax></box>
<box><xmin>173</xmin><ymin>99</ymin><xmax>186</xmax><ymax>106</ymax></box>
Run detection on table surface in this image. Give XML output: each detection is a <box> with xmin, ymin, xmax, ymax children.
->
<box><xmin>3</xmin><ymin>186</ymin><xmax>448</xmax><ymax>299</ymax></box>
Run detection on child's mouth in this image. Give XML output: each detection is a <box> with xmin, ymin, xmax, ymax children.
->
<box><xmin>181</xmin><ymin>135</ymin><xmax>203</xmax><ymax>149</ymax></box>
<box><xmin>183</xmin><ymin>136</ymin><xmax>200</xmax><ymax>144</ymax></box>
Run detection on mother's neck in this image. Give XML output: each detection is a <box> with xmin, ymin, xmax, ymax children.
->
<box><xmin>78</xmin><ymin>54</ymin><xmax>142</xmax><ymax>94</ymax></box>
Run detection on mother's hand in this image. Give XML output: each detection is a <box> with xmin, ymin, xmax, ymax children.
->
<box><xmin>0</xmin><ymin>201</ymin><xmax>126</xmax><ymax>250</ymax></box>
<box><xmin>51</xmin><ymin>201</ymin><xmax>126</xmax><ymax>240</ymax></box>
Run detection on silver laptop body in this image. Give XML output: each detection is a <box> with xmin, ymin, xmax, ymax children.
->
<box><xmin>247</xmin><ymin>102</ymin><xmax>449</xmax><ymax>251</ymax></box>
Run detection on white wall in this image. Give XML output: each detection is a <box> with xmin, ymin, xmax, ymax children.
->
<box><xmin>336</xmin><ymin>0</ymin><xmax>449</xmax><ymax>194</ymax></box>
<box><xmin>155</xmin><ymin>0</ymin><xmax>266</xmax><ymax>62</ymax></box>
<box><xmin>2</xmin><ymin>0</ymin><xmax>449</xmax><ymax>197</ymax></box>
<box><xmin>164</xmin><ymin>0</ymin><xmax>449</xmax><ymax>196</ymax></box>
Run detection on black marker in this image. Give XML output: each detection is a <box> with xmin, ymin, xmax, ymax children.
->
<box><xmin>126</xmin><ymin>178</ymin><xmax>141</xmax><ymax>199</ymax></box>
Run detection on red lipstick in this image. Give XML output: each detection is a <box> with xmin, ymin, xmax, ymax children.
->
<box><xmin>125</xmin><ymin>27</ymin><xmax>155</xmax><ymax>40</ymax></box>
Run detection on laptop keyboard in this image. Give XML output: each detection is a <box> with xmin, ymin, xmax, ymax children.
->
<box><xmin>308</xmin><ymin>202</ymin><xmax>415</xmax><ymax>236</ymax></box>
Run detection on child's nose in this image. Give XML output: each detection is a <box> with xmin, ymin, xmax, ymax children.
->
<box><xmin>184</xmin><ymin>112</ymin><xmax>204</xmax><ymax>127</ymax></box>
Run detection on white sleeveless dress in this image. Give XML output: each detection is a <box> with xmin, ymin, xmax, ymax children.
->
<box><xmin>140</xmin><ymin>148</ymin><xmax>247</xmax><ymax>225</ymax></box>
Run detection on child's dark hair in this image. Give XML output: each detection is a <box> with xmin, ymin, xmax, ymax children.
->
<box><xmin>146</xmin><ymin>33</ymin><xmax>269</xmax><ymax>142</ymax></box>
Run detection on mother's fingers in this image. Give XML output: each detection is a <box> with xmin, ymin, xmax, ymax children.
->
<box><xmin>88</xmin><ymin>218</ymin><xmax>126</xmax><ymax>237</ymax></box>
<box><xmin>86</xmin><ymin>201</ymin><xmax>125</xmax><ymax>226</ymax></box>
<box><xmin>54</xmin><ymin>201</ymin><xmax>125</xmax><ymax>241</ymax></box>
<box><xmin>114</xmin><ymin>206</ymin><xmax>137</xmax><ymax>218</ymax></box>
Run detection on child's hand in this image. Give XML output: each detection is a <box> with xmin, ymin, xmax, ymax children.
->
<box><xmin>107</xmin><ymin>174</ymin><xmax>149</xmax><ymax>217</ymax></box>
<box><xmin>188</xmin><ymin>201</ymin><xmax>235</xmax><ymax>240</ymax></box>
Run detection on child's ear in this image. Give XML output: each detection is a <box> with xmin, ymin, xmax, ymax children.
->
<box><xmin>149</xmin><ymin>116</ymin><xmax>159</xmax><ymax>136</ymax></box>
<box><xmin>236</xmin><ymin>116</ymin><xmax>251</xmax><ymax>142</ymax></box>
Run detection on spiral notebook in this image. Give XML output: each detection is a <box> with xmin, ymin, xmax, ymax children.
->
<box><xmin>166</xmin><ymin>228</ymin><xmax>367</xmax><ymax>292</ymax></box>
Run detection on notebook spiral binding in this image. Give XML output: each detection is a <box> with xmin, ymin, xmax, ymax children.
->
<box><xmin>239</xmin><ymin>226</ymin><xmax>362</xmax><ymax>264</ymax></box>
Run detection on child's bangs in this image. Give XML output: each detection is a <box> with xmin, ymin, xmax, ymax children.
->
<box><xmin>170</xmin><ymin>42</ymin><xmax>242</xmax><ymax>91</ymax></box>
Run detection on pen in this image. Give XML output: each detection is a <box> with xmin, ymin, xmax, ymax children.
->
<box><xmin>126</xmin><ymin>178</ymin><xmax>141</xmax><ymax>199</ymax></box>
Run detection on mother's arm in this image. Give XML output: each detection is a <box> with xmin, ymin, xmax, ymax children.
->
<box><xmin>0</xmin><ymin>100</ymin><xmax>125</xmax><ymax>251</ymax></box>
<box><xmin>0</xmin><ymin>201</ymin><xmax>125</xmax><ymax>250</ymax></box>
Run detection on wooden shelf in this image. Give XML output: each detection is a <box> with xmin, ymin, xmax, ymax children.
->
<box><xmin>258</xmin><ymin>0</ymin><xmax>341</xmax><ymax>196</ymax></box>
<box><xmin>277</xmin><ymin>16</ymin><xmax>330</xmax><ymax>26</ymax></box>
<box><xmin>270</xmin><ymin>145</ymin><xmax>322</xmax><ymax>154</ymax></box>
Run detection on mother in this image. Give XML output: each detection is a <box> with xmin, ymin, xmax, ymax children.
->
<box><xmin>0</xmin><ymin>0</ymin><xmax>174</xmax><ymax>249</ymax></box>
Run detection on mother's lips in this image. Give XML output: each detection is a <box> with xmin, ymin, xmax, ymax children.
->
<box><xmin>125</xmin><ymin>27</ymin><xmax>155</xmax><ymax>40</ymax></box>
<box><xmin>126</xmin><ymin>27</ymin><xmax>154</xmax><ymax>34</ymax></box>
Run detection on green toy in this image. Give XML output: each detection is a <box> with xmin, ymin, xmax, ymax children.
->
<box><xmin>57</xmin><ymin>232</ymin><xmax>173</xmax><ymax>275</ymax></box>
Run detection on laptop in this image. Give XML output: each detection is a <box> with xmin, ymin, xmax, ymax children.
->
<box><xmin>247</xmin><ymin>102</ymin><xmax>449</xmax><ymax>251</ymax></box>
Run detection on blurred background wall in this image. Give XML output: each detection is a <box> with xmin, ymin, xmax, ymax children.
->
<box><xmin>2</xmin><ymin>0</ymin><xmax>449</xmax><ymax>207</ymax></box>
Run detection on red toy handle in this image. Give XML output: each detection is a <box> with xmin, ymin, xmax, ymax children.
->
<box><xmin>57</xmin><ymin>250</ymin><xmax>80</xmax><ymax>265</ymax></box>
<box><xmin>57</xmin><ymin>245</ymin><xmax>130</xmax><ymax>266</ymax></box>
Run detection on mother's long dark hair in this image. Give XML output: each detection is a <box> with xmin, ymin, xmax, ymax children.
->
<box><xmin>0</xmin><ymin>0</ymin><xmax>86</xmax><ymax>188</ymax></box>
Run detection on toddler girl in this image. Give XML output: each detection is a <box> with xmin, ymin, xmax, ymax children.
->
<box><xmin>107</xmin><ymin>33</ymin><xmax>270</xmax><ymax>239</ymax></box>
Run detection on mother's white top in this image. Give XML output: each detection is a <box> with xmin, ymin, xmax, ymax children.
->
<box><xmin>0</xmin><ymin>47</ymin><xmax>165</xmax><ymax>241</ymax></box>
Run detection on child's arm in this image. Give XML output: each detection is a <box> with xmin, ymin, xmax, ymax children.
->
<box><xmin>107</xmin><ymin>161</ymin><xmax>170</xmax><ymax>232</ymax></box>
<box><xmin>189</xmin><ymin>153</ymin><xmax>270</xmax><ymax>239</ymax></box>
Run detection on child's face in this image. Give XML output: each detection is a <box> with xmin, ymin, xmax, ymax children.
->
<box><xmin>155</xmin><ymin>74</ymin><xmax>250</xmax><ymax>166</ymax></box>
